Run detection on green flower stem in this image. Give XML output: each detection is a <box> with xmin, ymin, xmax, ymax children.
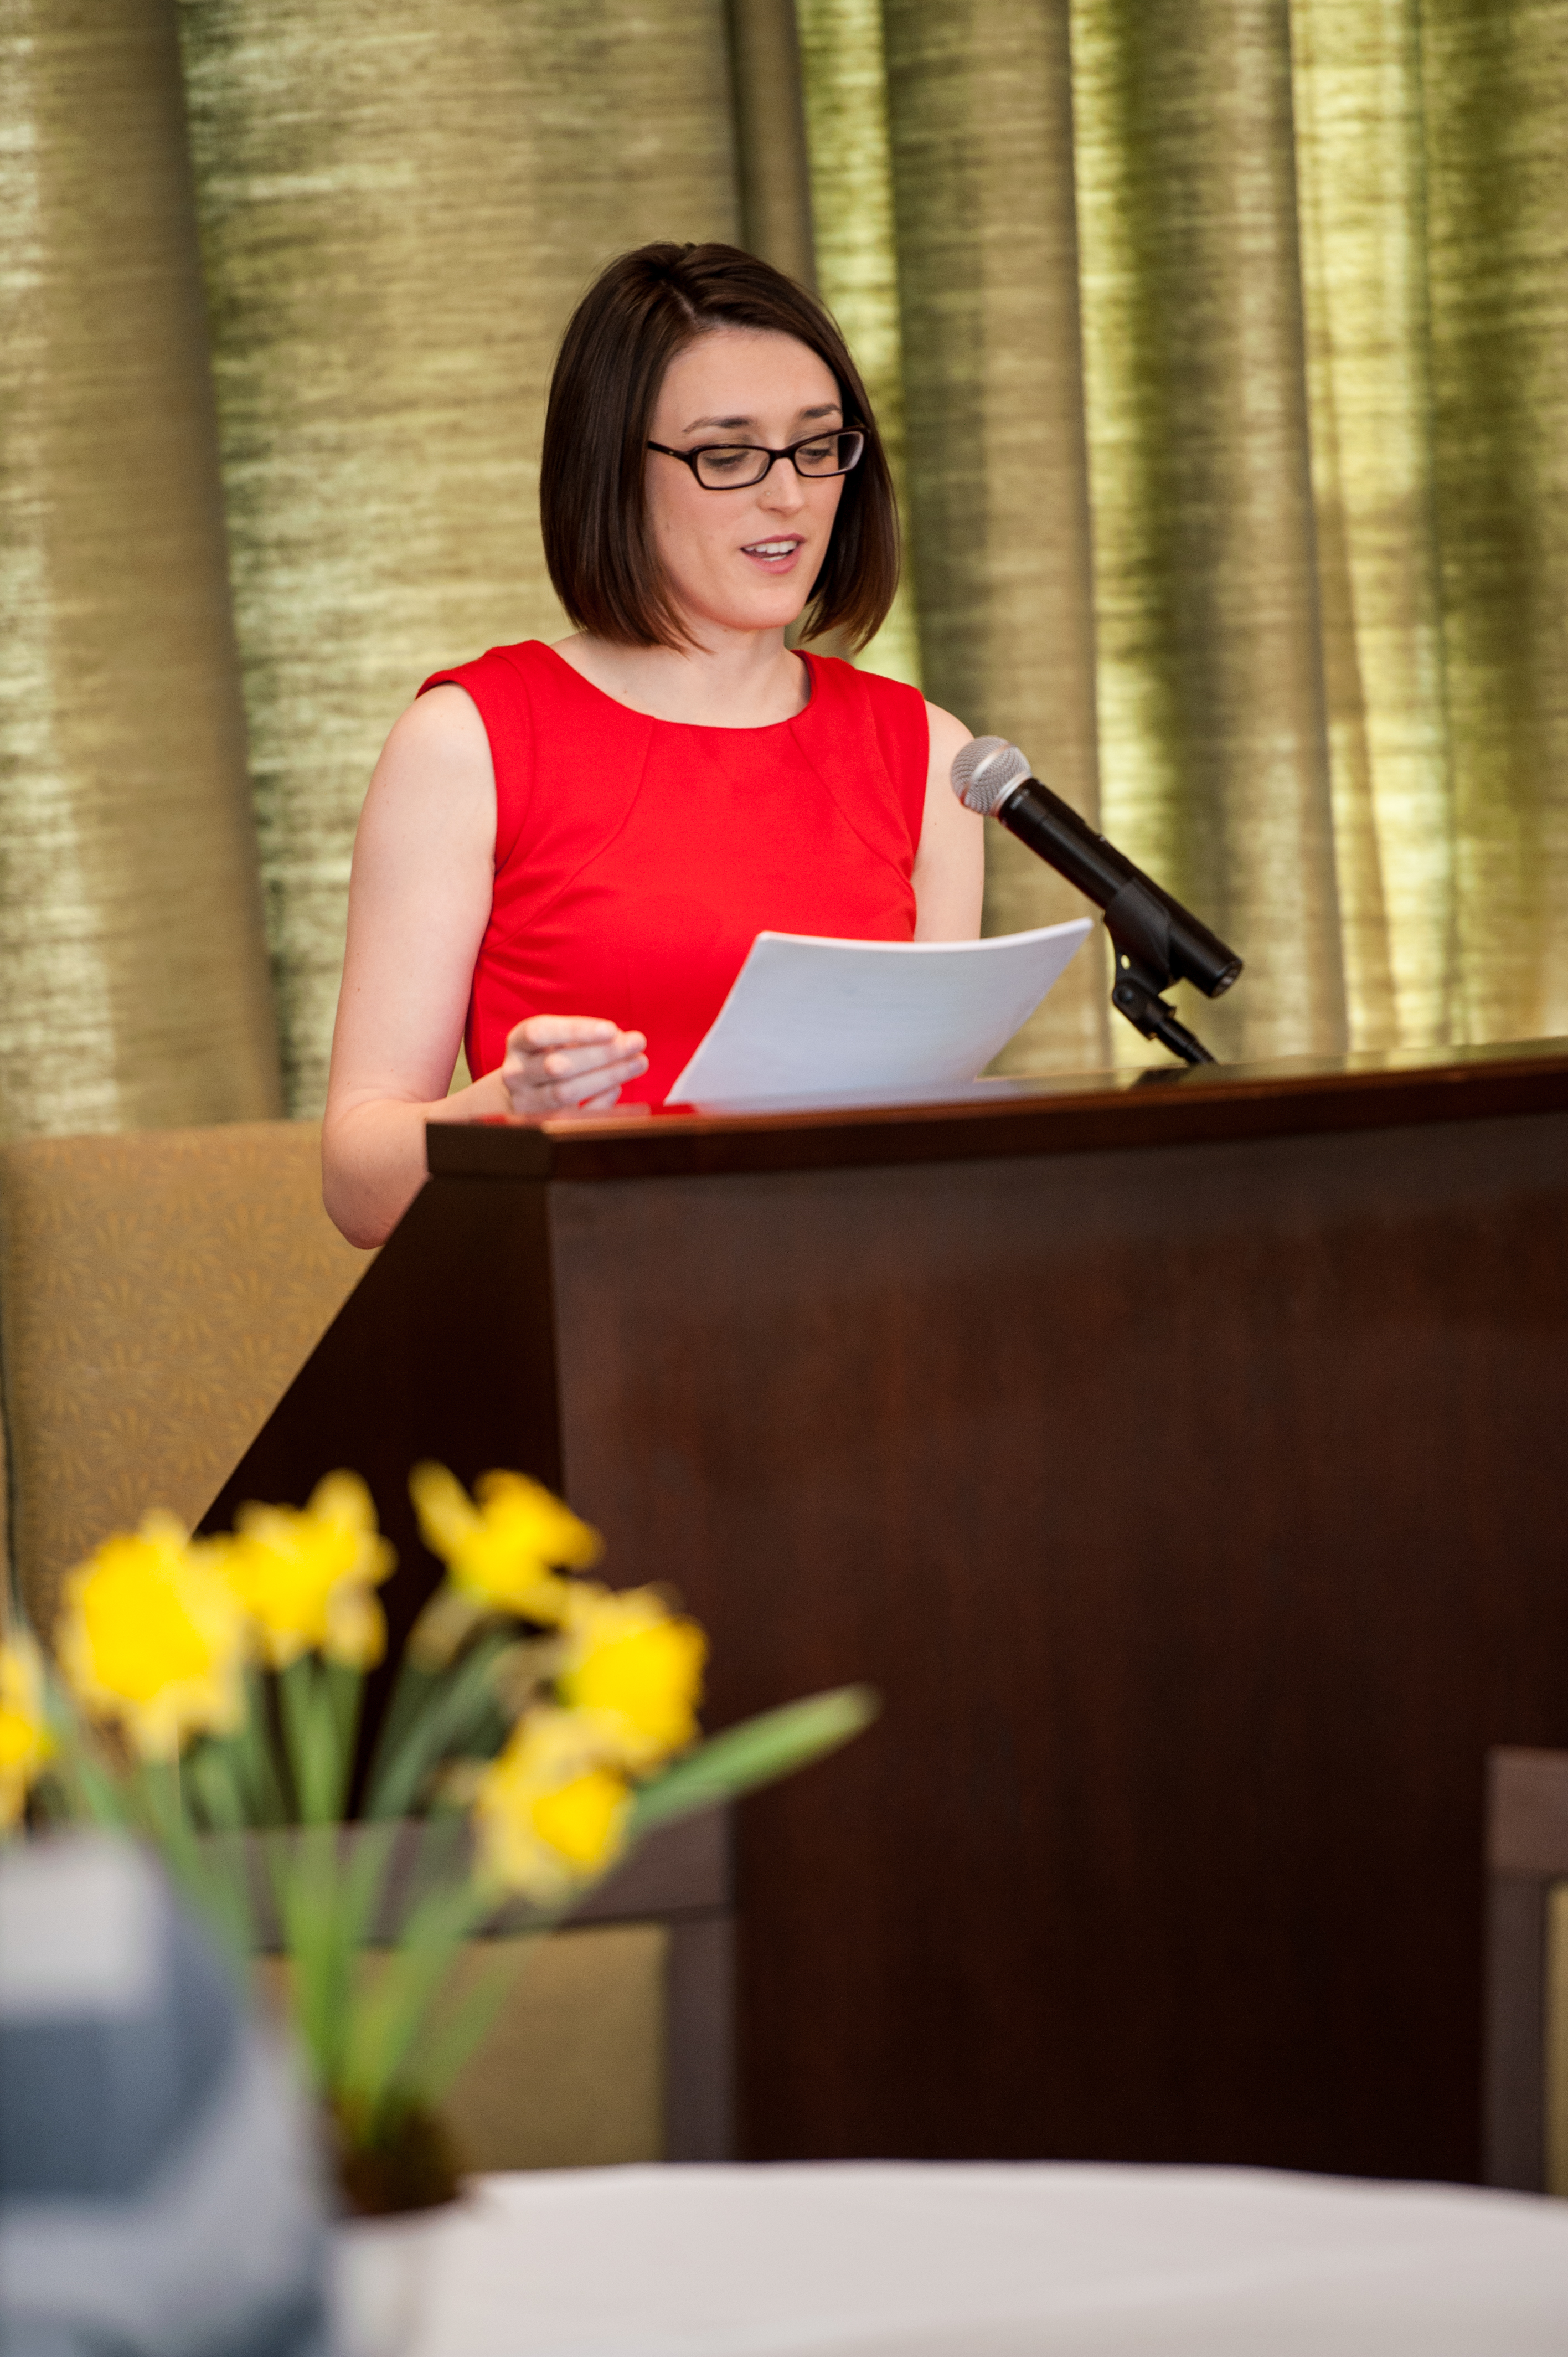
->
<box><xmin>122</xmin><ymin>1756</ymin><xmax>250</xmax><ymax>1968</ymax></box>
<box><xmin>406</xmin><ymin>1929</ymin><xmax>546</xmax><ymax>2113</ymax></box>
<box><xmin>363</xmin><ymin>1630</ymin><xmax>512</xmax><ymax>1823</ymax></box>
<box><xmin>270</xmin><ymin>1822</ymin><xmax>353</xmax><ymax>2087</ymax></box>
<box><xmin>322</xmin><ymin>1661</ymin><xmax>363</xmax><ymax>1821</ymax></box>
<box><xmin>262</xmin><ymin>1816</ymin><xmax>407</xmax><ymax>2091</ymax></box>
<box><xmin>231</xmin><ymin>1669</ymin><xmax>288</xmax><ymax>1826</ymax></box>
<box><xmin>629</xmin><ymin>1685</ymin><xmax>880</xmax><ymax>1836</ymax></box>
<box><xmin>279</xmin><ymin>1657</ymin><xmax>348</xmax><ymax>1826</ymax></box>
<box><xmin>337</xmin><ymin>1876</ymin><xmax>495</xmax><ymax>2128</ymax></box>
<box><xmin>40</xmin><ymin>1689</ymin><xmax>128</xmax><ymax>1831</ymax></box>
<box><xmin>362</xmin><ymin>1653</ymin><xmax>439</xmax><ymax>1800</ymax></box>
<box><xmin>188</xmin><ymin>1739</ymin><xmax>246</xmax><ymax>1834</ymax></box>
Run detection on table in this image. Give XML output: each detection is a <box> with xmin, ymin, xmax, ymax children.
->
<box><xmin>409</xmin><ymin>2162</ymin><xmax>1568</xmax><ymax>2354</ymax></box>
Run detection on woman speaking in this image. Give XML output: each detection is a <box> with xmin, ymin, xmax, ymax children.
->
<box><xmin>322</xmin><ymin>241</ymin><xmax>981</xmax><ymax>1247</ymax></box>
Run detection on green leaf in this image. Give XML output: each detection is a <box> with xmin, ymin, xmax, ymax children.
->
<box><xmin>269</xmin><ymin>1823</ymin><xmax>358</xmax><ymax>2086</ymax></box>
<box><xmin>187</xmin><ymin>1741</ymin><xmax>246</xmax><ymax>1835</ymax></box>
<box><xmin>338</xmin><ymin>1877</ymin><xmax>492</xmax><ymax>2125</ymax></box>
<box><xmin>279</xmin><ymin>1658</ymin><xmax>354</xmax><ymax>1826</ymax></box>
<box><xmin>629</xmin><ymin>1685</ymin><xmax>879</xmax><ymax>1836</ymax></box>
<box><xmin>363</xmin><ymin>1654</ymin><xmax>439</xmax><ymax>1800</ymax></box>
<box><xmin>230</xmin><ymin>1670</ymin><xmax>290</xmax><ymax>1828</ymax></box>
<box><xmin>406</xmin><ymin>1934</ymin><xmax>543</xmax><ymax>2111</ymax></box>
<box><xmin>362</xmin><ymin>1630</ymin><xmax>513</xmax><ymax>1823</ymax></box>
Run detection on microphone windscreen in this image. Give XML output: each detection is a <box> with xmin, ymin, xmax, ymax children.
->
<box><xmin>951</xmin><ymin>735</ymin><xmax>1032</xmax><ymax>817</ymax></box>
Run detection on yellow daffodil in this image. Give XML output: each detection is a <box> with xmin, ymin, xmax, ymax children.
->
<box><xmin>226</xmin><ymin>1471</ymin><xmax>395</xmax><ymax>1670</ymax></box>
<box><xmin>407</xmin><ymin>1465</ymin><xmax>601</xmax><ymax>1665</ymax></box>
<box><xmin>557</xmin><ymin>1584</ymin><xmax>706</xmax><ymax>1770</ymax></box>
<box><xmin>472</xmin><ymin>1706</ymin><xmax>631</xmax><ymax>1898</ymax></box>
<box><xmin>0</xmin><ymin>1633</ymin><xmax>55</xmax><ymax>1829</ymax></box>
<box><xmin>56</xmin><ymin>1514</ymin><xmax>248</xmax><ymax>1760</ymax></box>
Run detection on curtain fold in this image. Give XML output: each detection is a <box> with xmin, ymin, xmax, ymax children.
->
<box><xmin>0</xmin><ymin>0</ymin><xmax>279</xmax><ymax>1139</ymax></box>
<box><xmin>879</xmin><ymin>0</ymin><xmax>1109</xmax><ymax>1071</ymax></box>
<box><xmin>796</xmin><ymin>0</ymin><xmax>922</xmax><ymax>691</ymax></box>
<box><xmin>1291</xmin><ymin>0</ymin><xmax>1455</xmax><ymax>1052</ymax></box>
<box><xmin>2</xmin><ymin>1</ymin><xmax>1563</xmax><ymax>1125</ymax></box>
<box><xmin>1071</xmin><ymin>0</ymin><xmax>1347</xmax><ymax>1063</ymax></box>
<box><xmin>729</xmin><ymin>0</ymin><xmax>818</xmax><ymax>290</ymax></box>
<box><xmin>1421</xmin><ymin>1</ymin><xmax>1568</xmax><ymax>1044</ymax></box>
<box><xmin>178</xmin><ymin>0</ymin><xmax>741</xmax><ymax>1114</ymax></box>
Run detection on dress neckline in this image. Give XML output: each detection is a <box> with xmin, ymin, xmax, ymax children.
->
<box><xmin>534</xmin><ymin>640</ymin><xmax>817</xmax><ymax>733</ymax></box>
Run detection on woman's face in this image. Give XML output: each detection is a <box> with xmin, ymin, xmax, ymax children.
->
<box><xmin>644</xmin><ymin>328</ymin><xmax>848</xmax><ymax>644</ymax></box>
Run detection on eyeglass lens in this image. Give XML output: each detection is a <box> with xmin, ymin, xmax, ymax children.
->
<box><xmin>693</xmin><ymin>431</ymin><xmax>863</xmax><ymax>488</ymax></box>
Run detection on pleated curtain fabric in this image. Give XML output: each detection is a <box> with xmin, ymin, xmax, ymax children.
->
<box><xmin>1</xmin><ymin>1</ymin><xmax>1564</xmax><ymax>1135</ymax></box>
<box><xmin>1071</xmin><ymin>0</ymin><xmax>1348</xmax><ymax>1063</ymax></box>
<box><xmin>1419</xmin><ymin>1</ymin><xmax>1568</xmax><ymax>1047</ymax></box>
<box><xmin>1292</xmin><ymin>0</ymin><xmax>1568</xmax><ymax>1052</ymax></box>
<box><xmin>803</xmin><ymin>0</ymin><xmax>1566</xmax><ymax>1065</ymax></box>
<box><xmin>178</xmin><ymin>0</ymin><xmax>741</xmax><ymax>1115</ymax></box>
<box><xmin>795</xmin><ymin>0</ymin><xmax>924</xmax><ymax>695</ymax></box>
<box><xmin>0</xmin><ymin>0</ymin><xmax>279</xmax><ymax>1137</ymax></box>
<box><xmin>875</xmin><ymin>0</ymin><xmax>1110</xmax><ymax>1071</ymax></box>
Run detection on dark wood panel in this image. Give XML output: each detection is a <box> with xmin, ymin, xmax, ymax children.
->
<box><xmin>548</xmin><ymin>1111</ymin><xmax>1568</xmax><ymax>2178</ymax></box>
<box><xmin>199</xmin><ymin>1175</ymin><xmax>564</xmax><ymax>1733</ymax></box>
<box><xmin>429</xmin><ymin>1036</ymin><xmax>1568</xmax><ymax>1185</ymax></box>
<box><xmin>1484</xmin><ymin>1875</ymin><xmax>1549</xmax><ymax>2190</ymax></box>
<box><xmin>197</xmin><ymin>1054</ymin><xmax>1568</xmax><ymax>2179</ymax></box>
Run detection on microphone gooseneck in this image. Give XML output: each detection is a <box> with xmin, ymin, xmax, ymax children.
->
<box><xmin>951</xmin><ymin>737</ymin><xmax>1244</xmax><ymax>1067</ymax></box>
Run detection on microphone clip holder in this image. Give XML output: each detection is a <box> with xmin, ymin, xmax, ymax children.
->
<box><xmin>1103</xmin><ymin>882</ymin><xmax>1217</xmax><ymax>1067</ymax></box>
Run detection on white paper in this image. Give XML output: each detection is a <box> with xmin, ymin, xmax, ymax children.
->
<box><xmin>666</xmin><ymin>919</ymin><xmax>1093</xmax><ymax>1109</ymax></box>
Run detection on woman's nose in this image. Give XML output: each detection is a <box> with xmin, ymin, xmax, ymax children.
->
<box><xmin>760</xmin><ymin>458</ymin><xmax>806</xmax><ymax>512</ymax></box>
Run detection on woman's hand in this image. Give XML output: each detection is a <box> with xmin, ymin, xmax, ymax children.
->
<box><xmin>501</xmin><ymin>1015</ymin><xmax>648</xmax><ymax>1115</ymax></box>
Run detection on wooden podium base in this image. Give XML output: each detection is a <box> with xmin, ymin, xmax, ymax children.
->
<box><xmin>204</xmin><ymin>1040</ymin><xmax>1568</xmax><ymax>2181</ymax></box>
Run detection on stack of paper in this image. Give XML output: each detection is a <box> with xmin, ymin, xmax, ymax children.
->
<box><xmin>667</xmin><ymin>920</ymin><xmax>1092</xmax><ymax>1110</ymax></box>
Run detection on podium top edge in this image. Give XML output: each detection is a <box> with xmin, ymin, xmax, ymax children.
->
<box><xmin>424</xmin><ymin>1037</ymin><xmax>1568</xmax><ymax>1185</ymax></box>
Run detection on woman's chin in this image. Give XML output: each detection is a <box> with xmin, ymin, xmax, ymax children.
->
<box><xmin>689</xmin><ymin>591</ymin><xmax>812</xmax><ymax>644</ymax></box>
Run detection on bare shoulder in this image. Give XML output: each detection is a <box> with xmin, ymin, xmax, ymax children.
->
<box><xmin>924</xmin><ymin>699</ymin><xmax>973</xmax><ymax>773</ymax></box>
<box><xmin>378</xmin><ymin>682</ymin><xmax>491</xmax><ymax>775</ymax></box>
<box><xmin>359</xmin><ymin>685</ymin><xmax>494</xmax><ymax>851</ymax></box>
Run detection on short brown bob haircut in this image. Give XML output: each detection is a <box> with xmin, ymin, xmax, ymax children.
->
<box><xmin>541</xmin><ymin>242</ymin><xmax>900</xmax><ymax>654</ymax></box>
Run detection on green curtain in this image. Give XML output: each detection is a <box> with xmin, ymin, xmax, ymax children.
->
<box><xmin>796</xmin><ymin>0</ymin><xmax>923</xmax><ymax>692</ymax></box>
<box><xmin>803</xmin><ymin>0</ymin><xmax>1568</xmax><ymax>1066</ymax></box>
<box><xmin>2</xmin><ymin>1</ymin><xmax>1564</xmax><ymax>1135</ymax></box>
<box><xmin>0</xmin><ymin>0</ymin><xmax>279</xmax><ymax>1138</ymax></box>
<box><xmin>178</xmin><ymin>0</ymin><xmax>741</xmax><ymax>1115</ymax></box>
<box><xmin>878</xmin><ymin>0</ymin><xmax>1110</xmax><ymax>1069</ymax></box>
<box><xmin>1420</xmin><ymin>2</ymin><xmax>1568</xmax><ymax>1047</ymax></box>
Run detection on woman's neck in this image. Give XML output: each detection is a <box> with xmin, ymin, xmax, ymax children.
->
<box><xmin>551</xmin><ymin>627</ymin><xmax>811</xmax><ymax>728</ymax></box>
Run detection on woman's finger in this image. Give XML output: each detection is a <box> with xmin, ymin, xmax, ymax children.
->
<box><xmin>502</xmin><ymin>1048</ymin><xmax>648</xmax><ymax>1114</ymax></box>
<box><xmin>509</xmin><ymin>1013</ymin><xmax>620</xmax><ymax>1051</ymax></box>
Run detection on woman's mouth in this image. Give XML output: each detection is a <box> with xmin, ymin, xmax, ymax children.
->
<box><xmin>740</xmin><ymin>536</ymin><xmax>804</xmax><ymax>570</ymax></box>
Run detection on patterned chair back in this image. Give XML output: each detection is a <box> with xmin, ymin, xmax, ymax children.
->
<box><xmin>0</xmin><ymin>1121</ymin><xmax>366</xmax><ymax>1634</ymax></box>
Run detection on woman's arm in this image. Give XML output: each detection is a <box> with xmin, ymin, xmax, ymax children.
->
<box><xmin>322</xmin><ymin>688</ymin><xmax>644</xmax><ymax>1247</ymax></box>
<box><xmin>912</xmin><ymin>701</ymin><xmax>984</xmax><ymax>940</ymax></box>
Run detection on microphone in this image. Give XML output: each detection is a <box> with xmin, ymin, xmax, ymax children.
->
<box><xmin>951</xmin><ymin>736</ymin><xmax>1243</xmax><ymax>1066</ymax></box>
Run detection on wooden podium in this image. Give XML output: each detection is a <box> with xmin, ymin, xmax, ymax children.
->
<box><xmin>204</xmin><ymin>1039</ymin><xmax>1568</xmax><ymax>2183</ymax></box>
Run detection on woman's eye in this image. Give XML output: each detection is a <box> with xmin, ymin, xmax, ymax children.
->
<box><xmin>704</xmin><ymin>448</ymin><xmax>749</xmax><ymax>475</ymax></box>
<box><xmin>797</xmin><ymin>440</ymin><xmax>834</xmax><ymax>464</ymax></box>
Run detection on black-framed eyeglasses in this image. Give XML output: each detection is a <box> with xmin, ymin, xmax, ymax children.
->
<box><xmin>647</xmin><ymin>429</ymin><xmax>865</xmax><ymax>490</ymax></box>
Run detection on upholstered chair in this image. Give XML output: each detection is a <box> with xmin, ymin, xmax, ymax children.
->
<box><xmin>0</xmin><ymin>1120</ymin><xmax>731</xmax><ymax>2169</ymax></box>
<box><xmin>0</xmin><ymin>1121</ymin><xmax>364</xmax><ymax>1636</ymax></box>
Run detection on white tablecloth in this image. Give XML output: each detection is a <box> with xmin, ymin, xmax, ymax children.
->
<box><xmin>408</xmin><ymin>2161</ymin><xmax>1568</xmax><ymax>2355</ymax></box>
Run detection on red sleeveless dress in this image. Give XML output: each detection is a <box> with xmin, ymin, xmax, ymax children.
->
<box><xmin>418</xmin><ymin>641</ymin><xmax>928</xmax><ymax>1105</ymax></box>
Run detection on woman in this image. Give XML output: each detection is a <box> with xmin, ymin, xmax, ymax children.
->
<box><xmin>323</xmin><ymin>242</ymin><xmax>982</xmax><ymax>1247</ymax></box>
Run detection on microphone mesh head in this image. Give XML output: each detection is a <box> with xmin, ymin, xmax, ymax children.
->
<box><xmin>951</xmin><ymin>735</ymin><xmax>1031</xmax><ymax>816</ymax></box>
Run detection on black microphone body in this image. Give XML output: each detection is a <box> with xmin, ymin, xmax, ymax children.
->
<box><xmin>950</xmin><ymin>735</ymin><xmax>1244</xmax><ymax>1066</ymax></box>
<box><xmin>993</xmin><ymin>775</ymin><xmax>1242</xmax><ymax>1001</ymax></box>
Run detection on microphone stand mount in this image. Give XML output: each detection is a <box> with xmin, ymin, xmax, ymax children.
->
<box><xmin>1101</xmin><ymin>879</ymin><xmax>1217</xmax><ymax>1067</ymax></box>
